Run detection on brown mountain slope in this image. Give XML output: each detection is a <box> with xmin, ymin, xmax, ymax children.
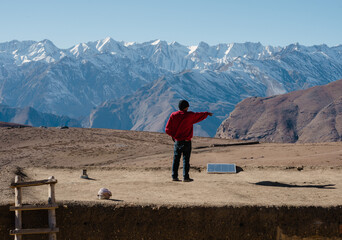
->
<box><xmin>216</xmin><ymin>79</ymin><xmax>342</xmax><ymax>143</ymax></box>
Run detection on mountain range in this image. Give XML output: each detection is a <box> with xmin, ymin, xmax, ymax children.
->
<box><xmin>1</xmin><ymin>38</ymin><xmax>342</xmax><ymax>136</ymax></box>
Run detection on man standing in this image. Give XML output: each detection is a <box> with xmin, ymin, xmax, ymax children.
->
<box><xmin>165</xmin><ymin>100</ymin><xmax>213</xmax><ymax>182</ymax></box>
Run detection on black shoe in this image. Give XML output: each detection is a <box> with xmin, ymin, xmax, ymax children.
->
<box><xmin>172</xmin><ymin>178</ymin><xmax>180</xmax><ymax>181</ymax></box>
<box><xmin>183</xmin><ymin>178</ymin><xmax>194</xmax><ymax>182</ymax></box>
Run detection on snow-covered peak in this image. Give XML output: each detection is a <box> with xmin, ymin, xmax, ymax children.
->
<box><xmin>282</xmin><ymin>42</ymin><xmax>303</xmax><ymax>52</ymax></box>
<box><xmin>5</xmin><ymin>39</ymin><xmax>63</xmax><ymax>65</ymax></box>
<box><xmin>70</xmin><ymin>43</ymin><xmax>93</xmax><ymax>57</ymax></box>
<box><xmin>0</xmin><ymin>40</ymin><xmax>36</xmax><ymax>52</ymax></box>
<box><xmin>197</xmin><ymin>41</ymin><xmax>210</xmax><ymax>49</ymax></box>
<box><xmin>151</xmin><ymin>39</ymin><xmax>161</xmax><ymax>45</ymax></box>
<box><xmin>188</xmin><ymin>45</ymin><xmax>198</xmax><ymax>55</ymax></box>
<box><xmin>150</xmin><ymin>40</ymin><xmax>169</xmax><ymax>49</ymax></box>
<box><xmin>170</xmin><ymin>41</ymin><xmax>181</xmax><ymax>47</ymax></box>
<box><xmin>27</xmin><ymin>39</ymin><xmax>59</xmax><ymax>55</ymax></box>
<box><xmin>96</xmin><ymin>37</ymin><xmax>111</xmax><ymax>49</ymax></box>
<box><xmin>189</xmin><ymin>41</ymin><xmax>210</xmax><ymax>58</ymax></box>
<box><xmin>224</xmin><ymin>42</ymin><xmax>264</xmax><ymax>59</ymax></box>
<box><xmin>96</xmin><ymin>37</ymin><xmax>122</xmax><ymax>53</ymax></box>
<box><xmin>124</xmin><ymin>41</ymin><xmax>136</xmax><ymax>47</ymax></box>
<box><xmin>332</xmin><ymin>44</ymin><xmax>342</xmax><ymax>51</ymax></box>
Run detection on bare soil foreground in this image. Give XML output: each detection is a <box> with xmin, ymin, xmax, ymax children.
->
<box><xmin>0</xmin><ymin>127</ymin><xmax>342</xmax><ymax>239</ymax></box>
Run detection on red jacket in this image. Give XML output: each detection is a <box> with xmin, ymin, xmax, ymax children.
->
<box><xmin>165</xmin><ymin>110</ymin><xmax>210</xmax><ymax>141</ymax></box>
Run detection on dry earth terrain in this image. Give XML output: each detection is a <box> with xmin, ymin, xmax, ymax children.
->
<box><xmin>1</xmin><ymin>127</ymin><xmax>341</xmax><ymax>207</ymax></box>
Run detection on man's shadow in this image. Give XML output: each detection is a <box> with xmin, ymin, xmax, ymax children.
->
<box><xmin>253</xmin><ymin>181</ymin><xmax>336</xmax><ymax>189</ymax></box>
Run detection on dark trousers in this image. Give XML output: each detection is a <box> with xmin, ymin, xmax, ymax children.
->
<box><xmin>172</xmin><ymin>140</ymin><xmax>192</xmax><ymax>179</ymax></box>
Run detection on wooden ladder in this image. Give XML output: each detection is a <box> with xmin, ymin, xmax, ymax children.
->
<box><xmin>9</xmin><ymin>175</ymin><xmax>59</xmax><ymax>240</ymax></box>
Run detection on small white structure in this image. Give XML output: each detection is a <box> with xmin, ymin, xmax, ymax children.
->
<box><xmin>97</xmin><ymin>188</ymin><xmax>112</xmax><ymax>200</ymax></box>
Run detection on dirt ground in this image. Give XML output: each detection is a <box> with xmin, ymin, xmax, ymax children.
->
<box><xmin>1</xmin><ymin>127</ymin><xmax>342</xmax><ymax>207</ymax></box>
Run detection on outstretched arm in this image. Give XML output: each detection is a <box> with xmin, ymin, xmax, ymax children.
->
<box><xmin>191</xmin><ymin>112</ymin><xmax>213</xmax><ymax>124</ymax></box>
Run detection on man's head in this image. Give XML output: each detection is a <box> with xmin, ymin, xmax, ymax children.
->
<box><xmin>178</xmin><ymin>100</ymin><xmax>189</xmax><ymax>111</ymax></box>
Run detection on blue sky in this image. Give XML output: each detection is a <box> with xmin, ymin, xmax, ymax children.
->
<box><xmin>1</xmin><ymin>0</ymin><xmax>341</xmax><ymax>48</ymax></box>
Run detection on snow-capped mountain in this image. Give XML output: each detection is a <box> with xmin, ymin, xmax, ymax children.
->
<box><xmin>1</xmin><ymin>38</ymin><xmax>342</xmax><ymax>136</ymax></box>
<box><xmin>0</xmin><ymin>38</ymin><xmax>167</xmax><ymax>117</ymax></box>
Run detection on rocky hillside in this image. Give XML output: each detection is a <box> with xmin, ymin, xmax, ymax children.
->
<box><xmin>0</xmin><ymin>105</ymin><xmax>81</xmax><ymax>127</ymax></box>
<box><xmin>216</xmin><ymin>79</ymin><xmax>342</xmax><ymax>143</ymax></box>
